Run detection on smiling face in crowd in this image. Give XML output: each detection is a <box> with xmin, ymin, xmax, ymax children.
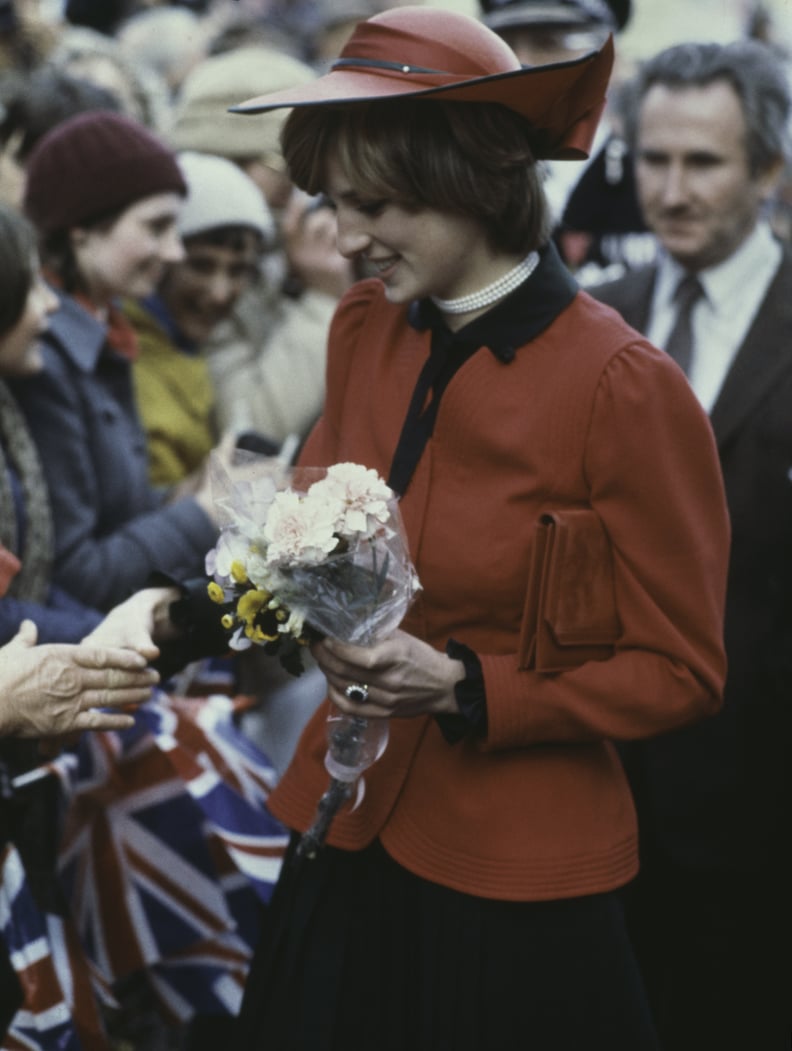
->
<box><xmin>72</xmin><ymin>192</ymin><xmax>185</xmax><ymax>305</ymax></box>
<box><xmin>634</xmin><ymin>79</ymin><xmax>781</xmax><ymax>271</ymax></box>
<box><xmin>157</xmin><ymin>227</ymin><xmax>262</xmax><ymax>343</ymax></box>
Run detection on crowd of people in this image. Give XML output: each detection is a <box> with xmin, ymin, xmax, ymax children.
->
<box><xmin>0</xmin><ymin>0</ymin><xmax>789</xmax><ymax>1049</ymax></box>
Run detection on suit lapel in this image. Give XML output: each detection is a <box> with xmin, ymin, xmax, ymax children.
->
<box><xmin>709</xmin><ymin>251</ymin><xmax>792</xmax><ymax>447</ymax></box>
<box><xmin>594</xmin><ymin>266</ymin><xmax>656</xmax><ymax>333</ymax></box>
<box><xmin>625</xmin><ymin>267</ymin><xmax>657</xmax><ymax>334</ymax></box>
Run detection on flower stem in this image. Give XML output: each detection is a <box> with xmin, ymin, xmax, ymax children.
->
<box><xmin>294</xmin><ymin>778</ymin><xmax>353</xmax><ymax>861</ymax></box>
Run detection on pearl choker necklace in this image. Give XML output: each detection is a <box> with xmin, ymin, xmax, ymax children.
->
<box><xmin>430</xmin><ymin>251</ymin><xmax>540</xmax><ymax>315</ymax></box>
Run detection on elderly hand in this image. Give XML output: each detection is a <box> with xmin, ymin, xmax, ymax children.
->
<box><xmin>0</xmin><ymin>619</ymin><xmax>159</xmax><ymax>738</ymax></box>
<box><xmin>311</xmin><ymin>629</ymin><xmax>465</xmax><ymax>720</ymax></box>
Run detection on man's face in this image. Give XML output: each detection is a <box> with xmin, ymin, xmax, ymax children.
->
<box><xmin>159</xmin><ymin>229</ymin><xmax>261</xmax><ymax>343</ymax></box>
<box><xmin>634</xmin><ymin>79</ymin><xmax>779</xmax><ymax>271</ymax></box>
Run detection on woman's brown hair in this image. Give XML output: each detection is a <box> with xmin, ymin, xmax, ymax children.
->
<box><xmin>0</xmin><ymin>203</ymin><xmax>36</xmax><ymax>338</ymax></box>
<box><xmin>282</xmin><ymin>98</ymin><xmax>552</xmax><ymax>255</ymax></box>
<box><xmin>37</xmin><ymin>207</ymin><xmax>124</xmax><ymax>296</ymax></box>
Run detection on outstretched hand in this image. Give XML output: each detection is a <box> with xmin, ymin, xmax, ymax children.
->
<box><xmin>311</xmin><ymin>629</ymin><xmax>465</xmax><ymax>720</ymax></box>
<box><xmin>82</xmin><ymin>586</ymin><xmax>182</xmax><ymax>661</ymax></box>
<box><xmin>0</xmin><ymin>620</ymin><xmax>160</xmax><ymax>739</ymax></box>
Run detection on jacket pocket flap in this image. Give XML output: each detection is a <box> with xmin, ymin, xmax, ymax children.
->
<box><xmin>518</xmin><ymin>508</ymin><xmax>621</xmax><ymax>673</ymax></box>
<box><xmin>541</xmin><ymin>509</ymin><xmax>621</xmax><ymax>646</ymax></box>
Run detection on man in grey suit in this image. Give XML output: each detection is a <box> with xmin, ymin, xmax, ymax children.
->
<box><xmin>592</xmin><ymin>40</ymin><xmax>792</xmax><ymax>1051</ymax></box>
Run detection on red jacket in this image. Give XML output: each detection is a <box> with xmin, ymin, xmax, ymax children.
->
<box><xmin>268</xmin><ymin>275</ymin><xmax>729</xmax><ymax>901</ymax></box>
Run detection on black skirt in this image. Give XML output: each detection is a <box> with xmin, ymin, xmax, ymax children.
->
<box><xmin>237</xmin><ymin>837</ymin><xmax>660</xmax><ymax>1051</ymax></box>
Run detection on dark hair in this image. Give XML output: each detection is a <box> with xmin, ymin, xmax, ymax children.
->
<box><xmin>626</xmin><ymin>39</ymin><xmax>791</xmax><ymax>176</ymax></box>
<box><xmin>0</xmin><ymin>66</ymin><xmax>122</xmax><ymax>163</ymax></box>
<box><xmin>282</xmin><ymin>98</ymin><xmax>552</xmax><ymax>255</ymax></box>
<box><xmin>0</xmin><ymin>203</ymin><xmax>36</xmax><ymax>337</ymax></box>
<box><xmin>37</xmin><ymin>206</ymin><xmax>124</xmax><ymax>295</ymax></box>
<box><xmin>184</xmin><ymin>226</ymin><xmax>265</xmax><ymax>253</ymax></box>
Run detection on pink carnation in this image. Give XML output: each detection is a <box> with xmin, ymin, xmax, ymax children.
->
<box><xmin>309</xmin><ymin>462</ymin><xmax>393</xmax><ymax>537</ymax></box>
<box><xmin>263</xmin><ymin>489</ymin><xmax>338</xmax><ymax>567</ymax></box>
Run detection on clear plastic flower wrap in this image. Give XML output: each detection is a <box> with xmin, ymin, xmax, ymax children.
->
<box><xmin>206</xmin><ymin>454</ymin><xmax>421</xmax><ymax>859</ymax></box>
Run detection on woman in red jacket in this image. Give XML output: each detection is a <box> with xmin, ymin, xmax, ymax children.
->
<box><xmin>229</xmin><ymin>8</ymin><xmax>730</xmax><ymax>1049</ymax></box>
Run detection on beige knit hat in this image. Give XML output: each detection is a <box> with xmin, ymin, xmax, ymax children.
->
<box><xmin>168</xmin><ymin>46</ymin><xmax>315</xmax><ymax>166</ymax></box>
<box><xmin>177</xmin><ymin>151</ymin><xmax>274</xmax><ymax>242</ymax></box>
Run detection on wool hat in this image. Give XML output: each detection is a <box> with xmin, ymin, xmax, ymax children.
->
<box><xmin>24</xmin><ymin>110</ymin><xmax>186</xmax><ymax>236</ymax></box>
<box><xmin>176</xmin><ymin>151</ymin><xmax>274</xmax><ymax>242</ymax></box>
<box><xmin>232</xmin><ymin>6</ymin><xmax>614</xmax><ymax>161</ymax></box>
<box><xmin>169</xmin><ymin>46</ymin><xmax>315</xmax><ymax>165</ymax></box>
<box><xmin>480</xmin><ymin>0</ymin><xmax>631</xmax><ymax>33</ymax></box>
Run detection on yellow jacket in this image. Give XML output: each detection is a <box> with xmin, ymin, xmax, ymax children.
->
<box><xmin>126</xmin><ymin>299</ymin><xmax>217</xmax><ymax>487</ymax></box>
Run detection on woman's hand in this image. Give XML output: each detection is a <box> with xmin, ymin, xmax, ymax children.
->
<box><xmin>311</xmin><ymin>629</ymin><xmax>465</xmax><ymax>719</ymax></box>
<box><xmin>81</xmin><ymin>586</ymin><xmax>182</xmax><ymax>660</ymax></box>
<box><xmin>282</xmin><ymin>191</ymin><xmax>355</xmax><ymax>300</ymax></box>
<box><xmin>0</xmin><ymin>620</ymin><xmax>160</xmax><ymax>738</ymax></box>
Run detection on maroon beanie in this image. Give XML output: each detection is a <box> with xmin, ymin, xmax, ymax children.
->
<box><xmin>24</xmin><ymin>111</ymin><xmax>187</xmax><ymax>236</ymax></box>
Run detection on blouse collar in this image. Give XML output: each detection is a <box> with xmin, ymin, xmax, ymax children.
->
<box><xmin>407</xmin><ymin>240</ymin><xmax>578</xmax><ymax>362</ymax></box>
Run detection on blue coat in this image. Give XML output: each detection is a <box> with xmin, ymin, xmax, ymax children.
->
<box><xmin>11</xmin><ymin>293</ymin><xmax>217</xmax><ymax>612</ymax></box>
<box><xmin>0</xmin><ymin>582</ymin><xmax>102</xmax><ymax>645</ymax></box>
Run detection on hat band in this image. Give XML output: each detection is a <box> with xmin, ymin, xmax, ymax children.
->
<box><xmin>331</xmin><ymin>56</ymin><xmax>448</xmax><ymax>76</ymax></box>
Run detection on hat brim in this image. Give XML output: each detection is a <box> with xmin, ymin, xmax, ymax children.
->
<box><xmin>230</xmin><ymin>37</ymin><xmax>614</xmax><ymax>161</ymax></box>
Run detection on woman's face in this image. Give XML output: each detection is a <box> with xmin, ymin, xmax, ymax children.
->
<box><xmin>0</xmin><ymin>260</ymin><xmax>58</xmax><ymax>377</ymax></box>
<box><xmin>324</xmin><ymin>154</ymin><xmax>504</xmax><ymax>313</ymax></box>
<box><xmin>72</xmin><ymin>192</ymin><xmax>185</xmax><ymax>304</ymax></box>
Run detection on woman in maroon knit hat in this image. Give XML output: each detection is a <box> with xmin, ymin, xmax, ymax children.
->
<box><xmin>10</xmin><ymin>111</ymin><xmax>223</xmax><ymax>612</ymax></box>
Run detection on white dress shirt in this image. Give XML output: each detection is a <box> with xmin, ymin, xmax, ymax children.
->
<box><xmin>646</xmin><ymin>222</ymin><xmax>782</xmax><ymax>412</ymax></box>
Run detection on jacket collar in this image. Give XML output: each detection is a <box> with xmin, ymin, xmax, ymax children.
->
<box><xmin>46</xmin><ymin>291</ymin><xmax>108</xmax><ymax>373</ymax></box>
<box><xmin>139</xmin><ymin>293</ymin><xmax>198</xmax><ymax>355</ymax></box>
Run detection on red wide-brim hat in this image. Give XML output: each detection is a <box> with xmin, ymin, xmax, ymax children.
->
<box><xmin>231</xmin><ymin>5</ymin><xmax>614</xmax><ymax>160</ymax></box>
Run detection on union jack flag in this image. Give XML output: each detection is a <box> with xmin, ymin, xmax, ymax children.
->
<box><xmin>55</xmin><ymin>690</ymin><xmax>288</xmax><ymax>1022</ymax></box>
<box><xmin>136</xmin><ymin>694</ymin><xmax>286</xmax><ymax>900</ymax></box>
<box><xmin>0</xmin><ymin>843</ymin><xmax>112</xmax><ymax>1051</ymax></box>
<box><xmin>147</xmin><ymin>928</ymin><xmax>251</xmax><ymax>1023</ymax></box>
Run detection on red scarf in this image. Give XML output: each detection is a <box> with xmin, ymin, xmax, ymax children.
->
<box><xmin>45</xmin><ymin>270</ymin><xmax>140</xmax><ymax>361</ymax></box>
<box><xmin>73</xmin><ymin>293</ymin><xmax>140</xmax><ymax>362</ymax></box>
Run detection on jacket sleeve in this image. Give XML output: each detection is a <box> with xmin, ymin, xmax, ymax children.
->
<box><xmin>481</xmin><ymin>342</ymin><xmax>730</xmax><ymax>749</ymax></box>
<box><xmin>14</xmin><ymin>347</ymin><xmax>217</xmax><ymax>612</ymax></box>
<box><xmin>0</xmin><ymin>588</ymin><xmax>103</xmax><ymax>646</ymax></box>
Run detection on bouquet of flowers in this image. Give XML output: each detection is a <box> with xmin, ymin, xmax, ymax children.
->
<box><xmin>206</xmin><ymin>458</ymin><xmax>421</xmax><ymax>859</ymax></box>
